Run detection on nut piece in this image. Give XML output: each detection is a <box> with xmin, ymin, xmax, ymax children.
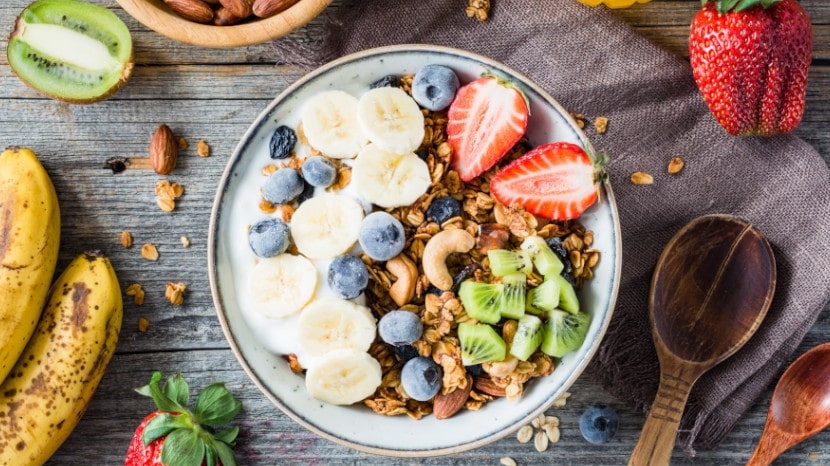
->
<box><xmin>219</xmin><ymin>0</ymin><xmax>254</xmax><ymax>17</ymax></box>
<box><xmin>630</xmin><ymin>171</ymin><xmax>654</xmax><ymax>185</ymax></box>
<box><xmin>386</xmin><ymin>254</ymin><xmax>418</xmax><ymax>307</ymax></box>
<box><xmin>163</xmin><ymin>0</ymin><xmax>214</xmax><ymax>24</ymax></box>
<box><xmin>667</xmin><ymin>156</ymin><xmax>685</xmax><ymax>174</ymax></box>
<box><xmin>252</xmin><ymin>0</ymin><xmax>299</xmax><ymax>18</ymax></box>
<box><xmin>594</xmin><ymin>116</ymin><xmax>609</xmax><ymax>134</ymax></box>
<box><xmin>212</xmin><ymin>6</ymin><xmax>245</xmax><ymax>25</ymax></box>
<box><xmin>150</xmin><ymin>124</ymin><xmax>178</xmax><ymax>175</ymax></box>
<box><xmin>433</xmin><ymin>374</ymin><xmax>473</xmax><ymax>420</ymax></box>
<box><xmin>165</xmin><ymin>281</ymin><xmax>187</xmax><ymax>305</ymax></box>
<box><xmin>473</xmin><ymin>376</ymin><xmax>506</xmax><ymax>397</ymax></box>
<box><xmin>422</xmin><ymin>229</ymin><xmax>475</xmax><ymax>290</ymax></box>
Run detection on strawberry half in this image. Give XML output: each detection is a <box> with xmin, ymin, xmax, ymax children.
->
<box><xmin>447</xmin><ymin>74</ymin><xmax>529</xmax><ymax>181</ymax></box>
<box><xmin>689</xmin><ymin>0</ymin><xmax>812</xmax><ymax>136</ymax></box>
<box><xmin>490</xmin><ymin>142</ymin><xmax>608</xmax><ymax>221</ymax></box>
<box><xmin>124</xmin><ymin>372</ymin><xmax>242</xmax><ymax>466</ymax></box>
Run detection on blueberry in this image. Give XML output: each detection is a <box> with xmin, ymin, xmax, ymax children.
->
<box><xmin>248</xmin><ymin>218</ymin><xmax>290</xmax><ymax>258</ymax></box>
<box><xmin>301</xmin><ymin>156</ymin><xmax>337</xmax><ymax>188</ymax></box>
<box><xmin>411</xmin><ymin>65</ymin><xmax>460</xmax><ymax>112</ymax></box>
<box><xmin>394</xmin><ymin>345</ymin><xmax>419</xmax><ymax>363</ymax></box>
<box><xmin>425</xmin><ymin>196</ymin><xmax>462</xmax><ymax>225</ymax></box>
<box><xmin>269</xmin><ymin>125</ymin><xmax>297</xmax><ymax>159</ymax></box>
<box><xmin>297</xmin><ymin>179</ymin><xmax>315</xmax><ymax>204</ymax></box>
<box><xmin>378</xmin><ymin>310</ymin><xmax>423</xmax><ymax>346</ymax></box>
<box><xmin>262</xmin><ymin>168</ymin><xmax>304</xmax><ymax>204</ymax></box>
<box><xmin>546</xmin><ymin>237</ymin><xmax>573</xmax><ymax>273</ymax></box>
<box><xmin>370</xmin><ymin>74</ymin><xmax>400</xmax><ymax>89</ymax></box>
<box><xmin>579</xmin><ymin>404</ymin><xmax>619</xmax><ymax>444</ymax></box>
<box><xmin>358</xmin><ymin>211</ymin><xmax>406</xmax><ymax>261</ymax></box>
<box><xmin>465</xmin><ymin>364</ymin><xmax>484</xmax><ymax>377</ymax></box>
<box><xmin>401</xmin><ymin>357</ymin><xmax>443</xmax><ymax>401</ymax></box>
<box><xmin>327</xmin><ymin>254</ymin><xmax>369</xmax><ymax>299</ymax></box>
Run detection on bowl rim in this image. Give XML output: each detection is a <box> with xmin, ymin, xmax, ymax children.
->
<box><xmin>207</xmin><ymin>43</ymin><xmax>622</xmax><ymax>457</ymax></box>
<box><xmin>115</xmin><ymin>0</ymin><xmax>333</xmax><ymax>48</ymax></box>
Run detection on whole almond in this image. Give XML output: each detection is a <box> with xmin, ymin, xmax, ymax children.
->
<box><xmin>213</xmin><ymin>6</ymin><xmax>245</xmax><ymax>26</ymax></box>
<box><xmin>252</xmin><ymin>0</ymin><xmax>300</xmax><ymax>18</ymax></box>
<box><xmin>219</xmin><ymin>0</ymin><xmax>254</xmax><ymax>18</ymax></box>
<box><xmin>150</xmin><ymin>124</ymin><xmax>178</xmax><ymax>175</ymax></box>
<box><xmin>433</xmin><ymin>375</ymin><xmax>473</xmax><ymax>420</ymax></box>
<box><xmin>163</xmin><ymin>0</ymin><xmax>214</xmax><ymax>23</ymax></box>
<box><xmin>473</xmin><ymin>376</ymin><xmax>507</xmax><ymax>397</ymax></box>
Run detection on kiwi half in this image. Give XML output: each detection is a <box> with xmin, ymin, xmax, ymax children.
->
<box><xmin>541</xmin><ymin>310</ymin><xmax>590</xmax><ymax>358</ymax></box>
<box><xmin>8</xmin><ymin>0</ymin><xmax>134</xmax><ymax>103</ymax></box>
<box><xmin>509</xmin><ymin>314</ymin><xmax>544</xmax><ymax>361</ymax></box>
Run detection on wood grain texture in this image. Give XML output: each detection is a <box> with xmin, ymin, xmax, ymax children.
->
<box><xmin>0</xmin><ymin>0</ymin><xmax>826</xmax><ymax>464</ymax></box>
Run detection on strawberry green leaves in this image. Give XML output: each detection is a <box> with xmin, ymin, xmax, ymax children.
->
<box><xmin>705</xmin><ymin>0</ymin><xmax>781</xmax><ymax>13</ymax></box>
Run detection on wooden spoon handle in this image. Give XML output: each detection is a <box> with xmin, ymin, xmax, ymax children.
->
<box><xmin>745</xmin><ymin>421</ymin><xmax>792</xmax><ymax>466</ymax></box>
<box><xmin>628</xmin><ymin>372</ymin><xmax>694</xmax><ymax>466</ymax></box>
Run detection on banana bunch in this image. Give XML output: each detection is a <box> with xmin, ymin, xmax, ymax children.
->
<box><xmin>0</xmin><ymin>148</ymin><xmax>124</xmax><ymax>466</ymax></box>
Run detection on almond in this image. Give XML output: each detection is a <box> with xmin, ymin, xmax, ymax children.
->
<box><xmin>219</xmin><ymin>0</ymin><xmax>254</xmax><ymax>18</ymax></box>
<box><xmin>252</xmin><ymin>0</ymin><xmax>300</xmax><ymax>18</ymax></box>
<box><xmin>149</xmin><ymin>124</ymin><xmax>178</xmax><ymax>175</ymax></box>
<box><xmin>473</xmin><ymin>376</ymin><xmax>507</xmax><ymax>397</ymax></box>
<box><xmin>163</xmin><ymin>0</ymin><xmax>214</xmax><ymax>23</ymax></box>
<box><xmin>433</xmin><ymin>374</ymin><xmax>472</xmax><ymax>420</ymax></box>
<box><xmin>213</xmin><ymin>6</ymin><xmax>245</xmax><ymax>26</ymax></box>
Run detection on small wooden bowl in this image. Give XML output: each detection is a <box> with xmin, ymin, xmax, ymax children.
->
<box><xmin>116</xmin><ymin>0</ymin><xmax>332</xmax><ymax>48</ymax></box>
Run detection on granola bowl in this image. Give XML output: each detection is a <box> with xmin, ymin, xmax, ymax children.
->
<box><xmin>208</xmin><ymin>44</ymin><xmax>621</xmax><ymax>456</ymax></box>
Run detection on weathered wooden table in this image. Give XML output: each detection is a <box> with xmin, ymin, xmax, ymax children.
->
<box><xmin>1</xmin><ymin>0</ymin><xmax>828</xmax><ymax>464</ymax></box>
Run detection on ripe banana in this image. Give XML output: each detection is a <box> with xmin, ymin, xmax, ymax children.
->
<box><xmin>357</xmin><ymin>86</ymin><xmax>425</xmax><ymax>155</ymax></box>
<box><xmin>248</xmin><ymin>253</ymin><xmax>318</xmax><ymax>318</ymax></box>
<box><xmin>0</xmin><ymin>251</ymin><xmax>123</xmax><ymax>466</ymax></box>
<box><xmin>0</xmin><ymin>147</ymin><xmax>60</xmax><ymax>383</ymax></box>
<box><xmin>289</xmin><ymin>192</ymin><xmax>364</xmax><ymax>259</ymax></box>
<box><xmin>351</xmin><ymin>143</ymin><xmax>431</xmax><ymax>208</ymax></box>
<box><xmin>305</xmin><ymin>349</ymin><xmax>382</xmax><ymax>405</ymax></box>
<box><xmin>301</xmin><ymin>90</ymin><xmax>367</xmax><ymax>159</ymax></box>
<box><xmin>298</xmin><ymin>297</ymin><xmax>377</xmax><ymax>357</ymax></box>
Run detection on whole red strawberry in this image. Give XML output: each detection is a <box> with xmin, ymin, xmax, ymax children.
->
<box><xmin>689</xmin><ymin>0</ymin><xmax>812</xmax><ymax>136</ymax></box>
<box><xmin>125</xmin><ymin>372</ymin><xmax>242</xmax><ymax>466</ymax></box>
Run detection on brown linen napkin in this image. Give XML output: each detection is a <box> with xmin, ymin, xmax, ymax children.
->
<box><xmin>272</xmin><ymin>0</ymin><xmax>830</xmax><ymax>455</ymax></box>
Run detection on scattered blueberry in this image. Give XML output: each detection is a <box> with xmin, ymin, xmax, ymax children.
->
<box><xmin>301</xmin><ymin>156</ymin><xmax>337</xmax><ymax>188</ymax></box>
<box><xmin>394</xmin><ymin>345</ymin><xmax>420</xmax><ymax>363</ymax></box>
<box><xmin>327</xmin><ymin>254</ymin><xmax>369</xmax><ymax>299</ymax></box>
<box><xmin>370</xmin><ymin>74</ymin><xmax>400</xmax><ymax>89</ymax></box>
<box><xmin>411</xmin><ymin>65</ymin><xmax>460</xmax><ymax>111</ymax></box>
<box><xmin>579</xmin><ymin>404</ymin><xmax>619</xmax><ymax>444</ymax></box>
<box><xmin>358</xmin><ymin>211</ymin><xmax>406</xmax><ymax>261</ymax></box>
<box><xmin>546</xmin><ymin>236</ymin><xmax>573</xmax><ymax>273</ymax></box>
<box><xmin>248</xmin><ymin>218</ymin><xmax>290</xmax><ymax>258</ymax></box>
<box><xmin>297</xmin><ymin>179</ymin><xmax>315</xmax><ymax>204</ymax></box>
<box><xmin>378</xmin><ymin>310</ymin><xmax>423</xmax><ymax>346</ymax></box>
<box><xmin>262</xmin><ymin>168</ymin><xmax>304</xmax><ymax>205</ymax></box>
<box><xmin>425</xmin><ymin>196</ymin><xmax>462</xmax><ymax>225</ymax></box>
<box><xmin>269</xmin><ymin>125</ymin><xmax>297</xmax><ymax>159</ymax></box>
<box><xmin>401</xmin><ymin>357</ymin><xmax>443</xmax><ymax>401</ymax></box>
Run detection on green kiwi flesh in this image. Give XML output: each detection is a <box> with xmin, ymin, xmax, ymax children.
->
<box><xmin>509</xmin><ymin>314</ymin><xmax>544</xmax><ymax>361</ymax></box>
<box><xmin>541</xmin><ymin>310</ymin><xmax>590</xmax><ymax>358</ymax></box>
<box><xmin>554</xmin><ymin>274</ymin><xmax>580</xmax><ymax>313</ymax></box>
<box><xmin>520</xmin><ymin>235</ymin><xmax>564</xmax><ymax>277</ymax></box>
<box><xmin>458</xmin><ymin>280</ymin><xmax>502</xmax><ymax>324</ymax></box>
<box><xmin>526</xmin><ymin>277</ymin><xmax>560</xmax><ymax>314</ymax></box>
<box><xmin>8</xmin><ymin>0</ymin><xmax>134</xmax><ymax>103</ymax></box>
<box><xmin>458</xmin><ymin>322</ymin><xmax>506</xmax><ymax>366</ymax></box>
<box><xmin>499</xmin><ymin>273</ymin><xmax>526</xmax><ymax>319</ymax></box>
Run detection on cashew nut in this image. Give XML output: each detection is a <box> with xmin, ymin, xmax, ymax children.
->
<box><xmin>422</xmin><ymin>229</ymin><xmax>475</xmax><ymax>291</ymax></box>
<box><xmin>386</xmin><ymin>253</ymin><xmax>418</xmax><ymax>307</ymax></box>
<box><xmin>483</xmin><ymin>356</ymin><xmax>519</xmax><ymax>378</ymax></box>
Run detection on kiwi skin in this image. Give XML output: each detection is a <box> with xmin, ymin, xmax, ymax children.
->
<box><xmin>8</xmin><ymin>0</ymin><xmax>135</xmax><ymax>104</ymax></box>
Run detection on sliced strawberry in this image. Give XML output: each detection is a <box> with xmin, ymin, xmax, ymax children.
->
<box><xmin>490</xmin><ymin>142</ymin><xmax>607</xmax><ymax>221</ymax></box>
<box><xmin>447</xmin><ymin>75</ymin><xmax>529</xmax><ymax>182</ymax></box>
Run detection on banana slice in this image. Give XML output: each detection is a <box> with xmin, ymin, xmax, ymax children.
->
<box><xmin>301</xmin><ymin>90</ymin><xmax>367</xmax><ymax>159</ymax></box>
<box><xmin>298</xmin><ymin>297</ymin><xmax>377</xmax><ymax>357</ymax></box>
<box><xmin>247</xmin><ymin>254</ymin><xmax>317</xmax><ymax>318</ymax></box>
<box><xmin>305</xmin><ymin>349</ymin><xmax>383</xmax><ymax>405</ymax></box>
<box><xmin>357</xmin><ymin>87</ymin><xmax>425</xmax><ymax>155</ymax></box>
<box><xmin>290</xmin><ymin>192</ymin><xmax>364</xmax><ymax>259</ymax></box>
<box><xmin>351</xmin><ymin>143</ymin><xmax>432</xmax><ymax>208</ymax></box>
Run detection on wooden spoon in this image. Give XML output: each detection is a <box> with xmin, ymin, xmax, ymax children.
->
<box><xmin>746</xmin><ymin>343</ymin><xmax>830</xmax><ymax>465</ymax></box>
<box><xmin>628</xmin><ymin>214</ymin><xmax>776</xmax><ymax>466</ymax></box>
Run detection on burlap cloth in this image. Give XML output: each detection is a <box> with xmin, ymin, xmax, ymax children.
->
<box><xmin>271</xmin><ymin>0</ymin><xmax>830</xmax><ymax>455</ymax></box>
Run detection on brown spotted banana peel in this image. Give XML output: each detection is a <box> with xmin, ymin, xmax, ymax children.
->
<box><xmin>0</xmin><ymin>147</ymin><xmax>60</xmax><ymax>383</ymax></box>
<box><xmin>0</xmin><ymin>251</ymin><xmax>123</xmax><ymax>466</ymax></box>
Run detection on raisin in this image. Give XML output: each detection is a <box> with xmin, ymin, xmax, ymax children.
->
<box><xmin>269</xmin><ymin>125</ymin><xmax>297</xmax><ymax>159</ymax></box>
<box><xmin>370</xmin><ymin>74</ymin><xmax>400</xmax><ymax>89</ymax></box>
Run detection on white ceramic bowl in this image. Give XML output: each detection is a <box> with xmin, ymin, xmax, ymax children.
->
<box><xmin>208</xmin><ymin>44</ymin><xmax>621</xmax><ymax>457</ymax></box>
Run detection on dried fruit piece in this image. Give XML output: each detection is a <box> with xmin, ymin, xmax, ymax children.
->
<box><xmin>7</xmin><ymin>0</ymin><xmax>134</xmax><ymax>103</ymax></box>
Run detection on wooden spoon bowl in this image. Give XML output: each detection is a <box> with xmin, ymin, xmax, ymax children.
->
<box><xmin>629</xmin><ymin>214</ymin><xmax>776</xmax><ymax>465</ymax></box>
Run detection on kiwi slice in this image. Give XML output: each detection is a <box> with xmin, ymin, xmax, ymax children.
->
<box><xmin>541</xmin><ymin>310</ymin><xmax>591</xmax><ymax>358</ymax></box>
<box><xmin>499</xmin><ymin>273</ymin><xmax>526</xmax><ymax>320</ymax></box>
<box><xmin>458</xmin><ymin>280</ymin><xmax>502</xmax><ymax>324</ymax></box>
<box><xmin>458</xmin><ymin>322</ymin><xmax>507</xmax><ymax>366</ymax></box>
<box><xmin>521</xmin><ymin>235</ymin><xmax>564</xmax><ymax>277</ymax></box>
<box><xmin>526</xmin><ymin>277</ymin><xmax>560</xmax><ymax>314</ymax></box>
<box><xmin>8</xmin><ymin>0</ymin><xmax>134</xmax><ymax>103</ymax></box>
<box><xmin>509</xmin><ymin>314</ymin><xmax>544</xmax><ymax>361</ymax></box>
<box><xmin>487</xmin><ymin>249</ymin><xmax>533</xmax><ymax>277</ymax></box>
<box><xmin>554</xmin><ymin>274</ymin><xmax>580</xmax><ymax>313</ymax></box>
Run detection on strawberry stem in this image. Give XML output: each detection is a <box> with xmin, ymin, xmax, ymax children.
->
<box><xmin>703</xmin><ymin>0</ymin><xmax>781</xmax><ymax>13</ymax></box>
